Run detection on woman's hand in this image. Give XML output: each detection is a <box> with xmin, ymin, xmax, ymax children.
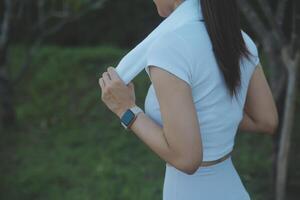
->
<box><xmin>98</xmin><ymin>66</ymin><xmax>136</xmax><ymax>118</ymax></box>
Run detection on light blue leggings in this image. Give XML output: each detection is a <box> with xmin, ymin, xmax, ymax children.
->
<box><xmin>163</xmin><ymin>156</ymin><xmax>251</xmax><ymax>200</ymax></box>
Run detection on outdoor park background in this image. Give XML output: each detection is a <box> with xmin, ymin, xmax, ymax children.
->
<box><xmin>0</xmin><ymin>0</ymin><xmax>299</xmax><ymax>200</ymax></box>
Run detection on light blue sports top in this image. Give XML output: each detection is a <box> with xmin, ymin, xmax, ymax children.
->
<box><xmin>143</xmin><ymin>20</ymin><xmax>260</xmax><ymax>161</ymax></box>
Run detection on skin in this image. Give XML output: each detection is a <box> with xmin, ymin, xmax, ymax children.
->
<box><xmin>153</xmin><ymin>0</ymin><xmax>183</xmax><ymax>18</ymax></box>
<box><xmin>98</xmin><ymin>0</ymin><xmax>278</xmax><ymax>175</ymax></box>
<box><xmin>238</xmin><ymin>63</ymin><xmax>279</xmax><ymax>134</ymax></box>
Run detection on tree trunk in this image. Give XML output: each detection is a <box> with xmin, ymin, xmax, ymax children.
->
<box><xmin>275</xmin><ymin>49</ymin><xmax>300</xmax><ymax>200</ymax></box>
<box><xmin>0</xmin><ymin>48</ymin><xmax>16</xmax><ymax>128</ymax></box>
<box><xmin>0</xmin><ymin>0</ymin><xmax>15</xmax><ymax>128</ymax></box>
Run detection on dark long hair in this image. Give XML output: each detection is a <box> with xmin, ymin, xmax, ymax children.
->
<box><xmin>200</xmin><ymin>0</ymin><xmax>253</xmax><ymax>99</ymax></box>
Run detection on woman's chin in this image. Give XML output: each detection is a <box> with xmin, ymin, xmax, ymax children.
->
<box><xmin>157</xmin><ymin>9</ymin><xmax>169</xmax><ymax>18</ymax></box>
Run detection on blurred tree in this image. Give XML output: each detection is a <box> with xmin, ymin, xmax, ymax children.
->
<box><xmin>0</xmin><ymin>0</ymin><xmax>14</xmax><ymax>128</ymax></box>
<box><xmin>7</xmin><ymin>0</ymin><xmax>160</xmax><ymax>47</ymax></box>
<box><xmin>0</xmin><ymin>0</ymin><xmax>108</xmax><ymax>128</ymax></box>
<box><xmin>238</xmin><ymin>0</ymin><xmax>299</xmax><ymax>200</ymax></box>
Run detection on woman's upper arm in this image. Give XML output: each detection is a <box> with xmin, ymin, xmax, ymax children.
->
<box><xmin>244</xmin><ymin>63</ymin><xmax>279</xmax><ymax>133</ymax></box>
<box><xmin>145</xmin><ymin>32</ymin><xmax>203</xmax><ymax>171</ymax></box>
<box><xmin>148</xmin><ymin>65</ymin><xmax>203</xmax><ymax>170</ymax></box>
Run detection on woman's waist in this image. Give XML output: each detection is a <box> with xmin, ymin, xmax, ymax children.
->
<box><xmin>165</xmin><ymin>150</ymin><xmax>233</xmax><ymax>174</ymax></box>
<box><xmin>201</xmin><ymin>150</ymin><xmax>232</xmax><ymax>166</ymax></box>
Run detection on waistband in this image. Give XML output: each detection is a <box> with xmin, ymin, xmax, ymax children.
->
<box><xmin>165</xmin><ymin>150</ymin><xmax>233</xmax><ymax>170</ymax></box>
<box><xmin>201</xmin><ymin>150</ymin><xmax>232</xmax><ymax>167</ymax></box>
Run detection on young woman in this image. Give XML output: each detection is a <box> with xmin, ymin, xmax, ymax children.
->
<box><xmin>99</xmin><ymin>0</ymin><xmax>279</xmax><ymax>199</ymax></box>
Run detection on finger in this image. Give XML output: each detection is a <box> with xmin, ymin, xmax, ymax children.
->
<box><xmin>99</xmin><ymin>78</ymin><xmax>107</xmax><ymax>101</ymax></box>
<box><xmin>107</xmin><ymin>66</ymin><xmax>122</xmax><ymax>83</ymax></box>
<box><xmin>102</xmin><ymin>72</ymin><xmax>111</xmax><ymax>84</ymax></box>
<box><xmin>99</xmin><ymin>77</ymin><xmax>105</xmax><ymax>88</ymax></box>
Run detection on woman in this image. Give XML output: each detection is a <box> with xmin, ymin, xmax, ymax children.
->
<box><xmin>98</xmin><ymin>0</ymin><xmax>279</xmax><ymax>199</ymax></box>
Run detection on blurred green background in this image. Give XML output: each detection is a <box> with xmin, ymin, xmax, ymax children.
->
<box><xmin>0</xmin><ymin>0</ymin><xmax>299</xmax><ymax>200</ymax></box>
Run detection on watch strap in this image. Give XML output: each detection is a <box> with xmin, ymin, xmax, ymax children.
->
<box><xmin>120</xmin><ymin>105</ymin><xmax>144</xmax><ymax>130</ymax></box>
<box><xmin>130</xmin><ymin>105</ymin><xmax>144</xmax><ymax>115</ymax></box>
<box><xmin>127</xmin><ymin>105</ymin><xmax>144</xmax><ymax>130</ymax></box>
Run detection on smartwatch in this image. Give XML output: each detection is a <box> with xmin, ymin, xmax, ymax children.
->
<box><xmin>120</xmin><ymin>105</ymin><xmax>144</xmax><ymax>130</ymax></box>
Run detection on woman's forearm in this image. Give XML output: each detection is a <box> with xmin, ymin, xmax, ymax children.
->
<box><xmin>238</xmin><ymin>110</ymin><xmax>267</xmax><ymax>134</ymax></box>
<box><xmin>122</xmin><ymin>111</ymin><xmax>181</xmax><ymax>168</ymax></box>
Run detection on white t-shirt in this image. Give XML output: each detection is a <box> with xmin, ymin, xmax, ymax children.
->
<box><xmin>144</xmin><ymin>20</ymin><xmax>260</xmax><ymax>161</ymax></box>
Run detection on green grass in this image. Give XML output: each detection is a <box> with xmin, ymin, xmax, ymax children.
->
<box><xmin>0</xmin><ymin>45</ymin><xmax>298</xmax><ymax>200</ymax></box>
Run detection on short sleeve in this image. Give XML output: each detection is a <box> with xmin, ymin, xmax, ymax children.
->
<box><xmin>145</xmin><ymin>32</ymin><xmax>193</xmax><ymax>86</ymax></box>
<box><xmin>249</xmin><ymin>39</ymin><xmax>260</xmax><ymax>67</ymax></box>
<box><xmin>242</xmin><ymin>31</ymin><xmax>260</xmax><ymax>67</ymax></box>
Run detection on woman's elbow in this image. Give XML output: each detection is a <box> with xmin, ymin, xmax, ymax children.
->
<box><xmin>264</xmin><ymin>120</ymin><xmax>279</xmax><ymax>135</ymax></box>
<box><xmin>183</xmin><ymin>165</ymin><xmax>200</xmax><ymax>175</ymax></box>
<box><xmin>175</xmin><ymin>155</ymin><xmax>202</xmax><ymax>175</ymax></box>
<box><xmin>259</xmin><ymin>115</ymin><xmax>279</xmax><ymax>135</ymax></box>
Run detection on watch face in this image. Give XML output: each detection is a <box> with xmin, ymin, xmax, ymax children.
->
<box><xmin>121</xmin><ymin>110</ymin><xmax>135</xmax><ymax>126</ymax></box>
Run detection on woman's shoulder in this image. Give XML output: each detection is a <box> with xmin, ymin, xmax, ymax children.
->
<box><xmin>147</xmin><ymin>30</ymin><xmax>191</xmax><ymax>60</ymax></box>
<box><xmin>150</xmin><ymin>21</ymin><xmax>207</xmax><ymax>48</ymax></box>
<box><xmin>174</xmin><ymin>20</ymin><xmax>207</xmax><ymax>35</ymax></box>
<box><xmin>145</xmin><ymin>27</ymin><xmax>196</xmax><ymax>87</ymax></box>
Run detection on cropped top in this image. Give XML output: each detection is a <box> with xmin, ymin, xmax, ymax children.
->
<box><xmin>143</xmin><ymin>20</ymin><xmax>260</xmax><ymax>161</ymax></box>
